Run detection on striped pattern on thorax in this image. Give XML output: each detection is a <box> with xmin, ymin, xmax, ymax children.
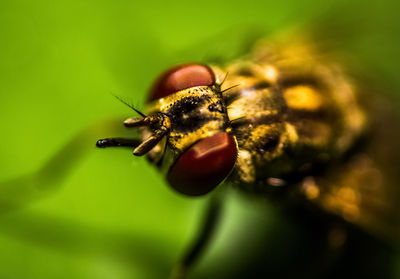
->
<box><xmin>212</xmin><ymin>43</ymin><xmax>366</xmax><ymax>187</ymax></box>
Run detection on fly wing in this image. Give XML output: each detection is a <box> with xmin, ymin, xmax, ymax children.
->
<box><xmin>299</xmin><ymin>100</ymin><xmax>400</xmax><ymax>245</ymax></box>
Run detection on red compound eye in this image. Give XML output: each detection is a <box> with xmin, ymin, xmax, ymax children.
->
<box><xmin>167</xmin><ymin>133</ymin><xmax>237</xmax><ymax>196</ymax></box>
<box><xmin>148</xmin><ymin>63</ymin><xmax>215</xmax><ymax>102</ymax></box>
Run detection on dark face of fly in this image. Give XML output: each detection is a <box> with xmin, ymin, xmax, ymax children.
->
<box><xmin>97</xmin><ymin>63</ymin><xmax>238</xmax><ymax>196</ymax></box>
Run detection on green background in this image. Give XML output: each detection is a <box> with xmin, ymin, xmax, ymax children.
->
<box><xmin>0</xmin><ymin>0</ymin><xmax>399</xmax><ymax>278</ymax></box>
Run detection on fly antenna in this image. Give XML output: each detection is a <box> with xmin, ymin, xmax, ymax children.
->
<box><xmin>113</xmin><ymin>94</ymin><xmax>147</xmax><ymax>117</ymax></box>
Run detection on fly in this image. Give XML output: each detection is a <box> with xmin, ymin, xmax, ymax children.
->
<box><xmin>95</xmin><ymin>37</ymin><xmax>400</xmax><ymax>278</ymax></box>
<box><xmin>0</xmin><ymin>34</ymin><xmax>397</xmax><ymax>279</ymax></box>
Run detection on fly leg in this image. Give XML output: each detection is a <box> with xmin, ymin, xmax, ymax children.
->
<box><xmin>169</xmin><ymin>195</ymin><xmax>223</xmax><ymax>279</ymax></box>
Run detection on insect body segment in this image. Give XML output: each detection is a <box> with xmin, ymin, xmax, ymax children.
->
<box><xmin>212</xmin><ymin>43</ymin><xmax>366</xmax><ymax>192</ymax></box>
<box><xmin>98</xmin><ymin>63</ymin><xmax>238</xmax><ymax>196</ymax></box>
<box><xmin>145</xmin><ymin>76</ymin><xmax>239</xmax><ymax>195</ymax></box>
